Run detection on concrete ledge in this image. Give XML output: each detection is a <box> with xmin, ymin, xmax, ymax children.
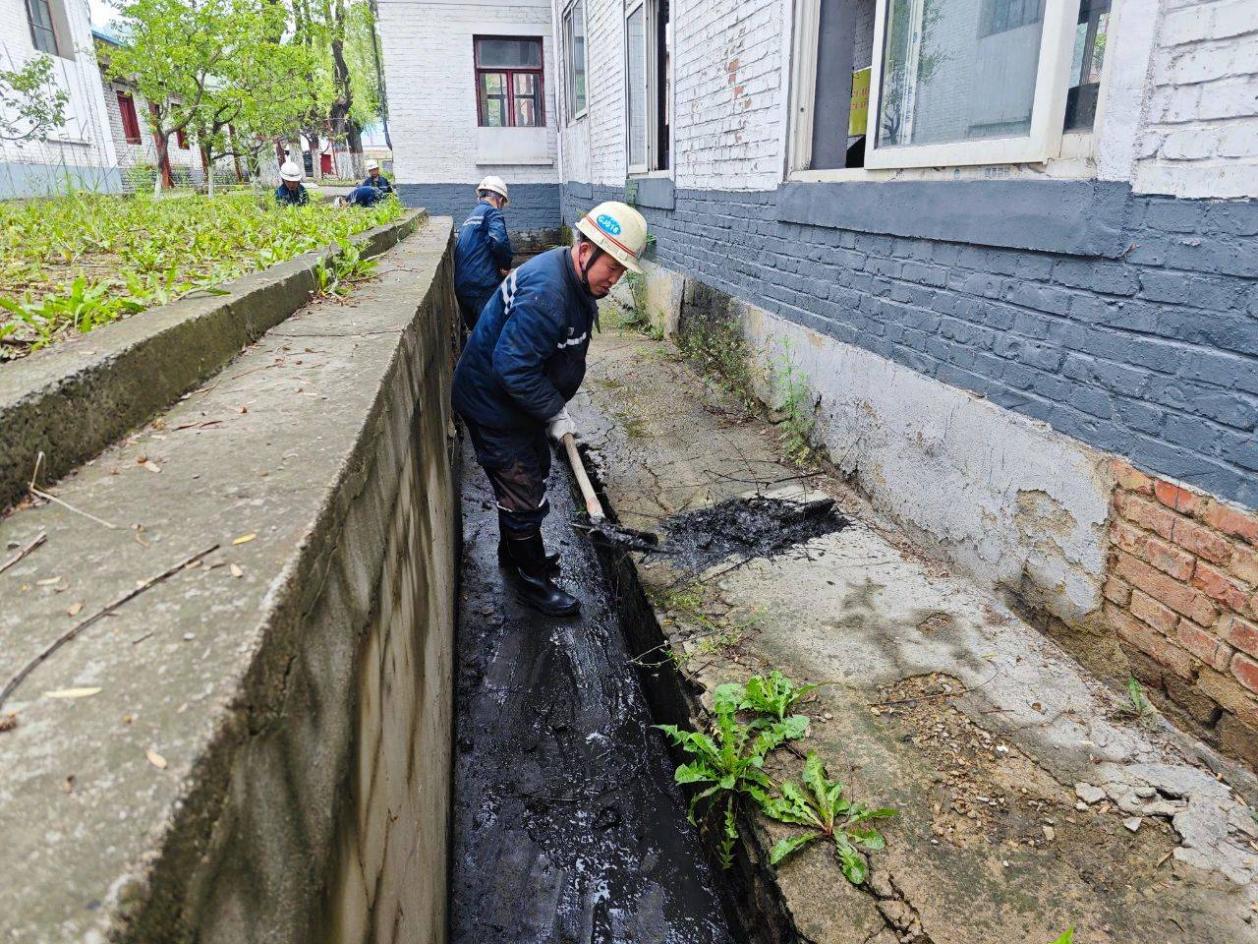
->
<box><xmin>775</xmin><ymin>179</ymin><xmax>1133</xmax><ymax>258</ymax></box>
<box><xmin>0</xmin><ymin>209</ymin><xmax>426</xmax><ymax>513</ymax></box>
<box><xmin>629</xmin><ymin>176</ymin><xmax>676</xmax><ymax>211</ymax></box>
<box><xmin>0</xmin><ymin>219</ymin><xmax>460</xmax><ymax>942</ymax></box>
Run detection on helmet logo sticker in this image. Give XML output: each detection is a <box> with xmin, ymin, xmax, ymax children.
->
<box><xmin>596</xmin><ymin>214</ymin><xmax>622</xmax><ymax>236</ymax></box>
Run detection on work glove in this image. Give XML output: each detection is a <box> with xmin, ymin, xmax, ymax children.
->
<box><xmin>547</xmin><ymin>407</ymin><xmax>577</xmax><ymax>443</ymax></box>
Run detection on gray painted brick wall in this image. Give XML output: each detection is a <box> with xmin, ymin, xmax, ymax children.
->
<box><xmin>563</xmin><ymin>182</ymin><xmax>1258</xmax><ymax>509</ymax></box>
<box><xmin>397</xmin><ymin>183</ymin><xmax>562</xmax><ymax>234</ymax></box>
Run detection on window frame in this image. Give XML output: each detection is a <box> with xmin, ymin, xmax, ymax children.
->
<box><xmin>563</xmin><ymin>0</ymin><xmax>589</xmax><ymax>123</ymax></box>
<box><xmin>25</xmin><ymin>0</ymin><xmax>63</xmax><ymax>58</ymax></box>
<box><xmin>863</xmin><ymin>0</ymin><xmax>1080</xmax><ymax>169</ymax></box>
<box><xmin>116</xmin><ymin>89</ymin><xmax>142</xmax><ymax>144</ymax></box>
<box><xmin>473</xmin><ymin>35</ymin><xmax>546</xmax><ymax>129</ymax></box>
<box><xmin>624</xmin><ymin>0</ymin><xmax>671</xmax><ymax>177</ymax></box>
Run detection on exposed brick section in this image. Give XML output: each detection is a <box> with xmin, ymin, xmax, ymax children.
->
<box><xmin>1105</xmin><ymin>460</ymin><xmax>1258</xmax><ymax>768</ymax></box>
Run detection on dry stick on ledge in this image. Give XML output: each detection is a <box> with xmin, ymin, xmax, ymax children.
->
<box><xmin>0</xmin><ymin>544</ymin><xmax>220</xmax><ymax>711</ymax></box>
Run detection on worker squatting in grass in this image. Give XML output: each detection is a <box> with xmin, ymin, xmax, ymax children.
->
<box><xmin>452</xmin><ymin>194</ymin><xmax>649</xmax><ymax>616</ymax></box>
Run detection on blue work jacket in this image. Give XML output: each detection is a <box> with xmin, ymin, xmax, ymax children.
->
<box><xmin>361</xmin><ymin>174</ymin><xmax>393</xmax><ymax>192</ymax></box>
<box><xmin>452</xmin><ymin>247</ymin><xmax>598</xmax><ymax>432</ymax></box>
<box><xmin>347</xmin><ymin>185</ymin><xmax>384</xmax><ymax>207</ymax></box>
<box><xmin>275</xmin><ymin>183</ymin><xmax>309</xmax><ymax>206</ymax></box>
<box><xmin>454</xmin><ymin>200</ymin><xmax>513</xmax><ymax>303</ymax></box>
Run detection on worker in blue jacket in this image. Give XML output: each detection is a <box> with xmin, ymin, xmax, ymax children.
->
<box><xmin>454</xmin><ymin>176</ymin><xmax>514</xmax><ymax>329</ymax></box>
<box><xmin>361</xmin><ymin>159</ymin><xmax>393</xmax><ymax>193</ymax></box>
<box><xmin>452</xmin><ymin>201</ymin><xmax>649</xmax><ymax>616</ymax></box>
<box><xmin>275</xmin><ymin>161</ymin><xmax>309</xmax><ymax>206</ymax></box>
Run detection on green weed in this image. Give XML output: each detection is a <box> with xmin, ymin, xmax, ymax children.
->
<box><xmin>759</xmin><ymin>752</ymin><xmax>896</xmax><ymax>885</ymax></box>
<box><xmin>1050</xmin><ymin>930</ymin><xmax>1075</xmax><ymax>944</ymax></box>
<box><xmin>741</xmin><ymin>670</ymin><xmax>818</xmax><ymax>722</ymax></box>
<box><xmin>1121</xmin><ymin>677</ymin><xmax>1157</xmax><ymax>724</ymax></box>
<box><xmin>676</xmin><ymin>319</ymin><xmax>758</xmax><ymax>410</ymax></box>
<box><xmin>772</xmin><ymin>346</ymin><xmax>820</xmax><ymax>467</ymax></box>
<box><xmin>0</xmin><ymin>191</ymin><xmax>401</xmax><ymax>359</ymax></box>
<box><xmin>657</xmin><ymin>681</ymin><xmax>809</xmax><ymax>868</ymax></box>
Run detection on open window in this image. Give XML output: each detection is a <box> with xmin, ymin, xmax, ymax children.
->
<box><xmin>625</xmin><ymin>0</ymin><xmax>670</xmax><ymax>174</ymax></box>
<box><xmin>25</xmin><ymin>0</ymin><xmax>67</xmax><ymax>58</ymax></box>
<box><xmin>563</xmin><ymin>0</ymin><xmax>588</xmax><ymax>121</ymax></box>
<box><xmin>474</xmin><ymin>36</ymin><xmax>546</xmax><ymax>128</ymax></box>
<box><xmin>792</xmin><ymin>0</ymin><xmax>1093</xmax><ymax>173</ymax></box>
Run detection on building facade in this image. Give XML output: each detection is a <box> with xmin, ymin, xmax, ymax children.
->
<box><xmin>376</xmin><ymin>0</ymin><xmax>562</xmax><ymax>242</ymax></box>
<box><xmin>552</xmin><ymin>0</ymin><xmax>1258</xmax><ymax>765</ymax></box>
<box><xmin>93</xmin><ymin>30</ymin><xmax>215</xmax><ymax>193</ymax></box>
<box><xmin>0</xmin><ymin>0</ymin><xmax>120</xmax><ymax>196</ymax></box>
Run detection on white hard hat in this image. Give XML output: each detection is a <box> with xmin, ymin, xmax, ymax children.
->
<box><xmin>280</xmin><ymin>161</ymin><xmax>303</xmax><ymax>182</ymax></box>
<box><xmin>575</xmin><ymin>201</ymin><xmax>648</xmax><ymax>274</ymax></box>
<box><xmin>365</xmin><ymin>159</ymin><xmax>379</xmax><ymax>171</ymax></box>
<box><xmin>477</xmin><ymin>175</ymin><xmax>509</xmax><ymax>202</ymax></box>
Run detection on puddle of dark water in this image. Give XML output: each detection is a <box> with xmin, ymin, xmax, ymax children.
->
<box><xmin>450</xmin><ymin>440</ymin><xmax>738</xmax><ymax>944</ymax></box>
<box><xmin>656</xmin><ymin>496</ymin><xmax>848</xmax><ymax>573</ymax></box>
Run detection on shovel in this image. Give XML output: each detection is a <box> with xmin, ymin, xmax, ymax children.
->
<box><xmin>562</xmin><ymin>433</ymin><xmax>660</xmax><ymax>552</ymax></box>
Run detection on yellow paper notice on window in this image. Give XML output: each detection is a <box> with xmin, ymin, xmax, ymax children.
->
<box><xmin>849</xmin><ymin>67</ymin><xmax>871</xmax><ymax>137</ymax></box>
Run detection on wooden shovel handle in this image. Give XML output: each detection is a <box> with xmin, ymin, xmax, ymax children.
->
<box><xmin>562</xmin><ymin>432</ymin><xmax>606</xmax><ymax>522</ymax></box>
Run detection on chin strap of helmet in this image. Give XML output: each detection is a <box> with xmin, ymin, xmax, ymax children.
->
<box><xmin>579</xmin><ymin>241</ymin><xmax>604</xmax><ymax>295</ymax></box>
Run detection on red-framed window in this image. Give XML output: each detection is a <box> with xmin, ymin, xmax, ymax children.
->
<box><xmin>175</xmin><ymin>126</ymin><xmax>187</xmax><ymax>149</ymax></box>
<box><xmin>116</xmin><ymin>90</ymin><xmax>142</xmax><ymax>144</ymax></box>
<box><xmin>474</xmin><ymin>36</ymin><xmax>544</xmax><ymax>128</ymax></box>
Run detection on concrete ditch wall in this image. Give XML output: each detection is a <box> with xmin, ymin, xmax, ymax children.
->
<box><xmin>0</xmin><ymin>221</ymin><xmax>461</xmax><ymax>943</ymax></box>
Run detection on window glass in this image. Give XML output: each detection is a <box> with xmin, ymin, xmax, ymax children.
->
<box><xmin>565</xmin><ymin>1</ymin><xmax>588</xmax><ymax>116</ymax></box>
<box><xmin>1064</xmin><ymin>0</ymin><xmax>1108</xmax><ymax>130</ymax></box>
<box><xmin>626</xmin><ymin>6</ymin><xmax>646</xmax><ymax>167</ymax></box>
<box><xmin>479</xmin><ymin>73</ymin><xmax>508</xmax><ymax>127</ymax></box>
<box><xmin>476</xmin><ymin>37</ymin><xmax>543</xmax><ymax>69</ymax></box>
<box><xmin>27</xmin><ymin>0</ymin><xmax>59</xmax><ymax>55</ymax></box>
<box><xmin>877</xmin><ymin>0</ymin><xmax>1044</xmax><ymax>148</ymax></box>
<box><xmin>513</xmin><ymin>72</ymin><xmax>542</xmax><ymax>127</ymax></box>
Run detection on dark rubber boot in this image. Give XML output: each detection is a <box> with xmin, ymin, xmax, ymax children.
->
<box><xmin>506</xmin><ymin>533</ymin><xmax>579</xmax><ymax>617</ymax></box>
<box><xmin>497</xmin><ymin>538</ymin><xmax>560</xmax><ymax>578</ymax></box>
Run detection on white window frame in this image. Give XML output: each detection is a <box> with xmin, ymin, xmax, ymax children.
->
<box><xmin>563</xmin><ymin>0</ymin><xmax>589</xmax><ymax>124</ymax></box>
<box><xmin>787</xmin><ymin>0</ymin><xmax>822</xmax><ymax>174</ymax></box>
<box><xmin>624</xmin><ymin>0</ymin><xmax>671</xmax><ymax>177</ymax></box>
<box><xmin>863</xmin><ymin>0</ymin><xmax>1081</xmax><ymax>169</ymax></box>
<box><xmin>625</xmin><ymin>0</ymin><xmax>650</xmax><ymax>175</ymax></box>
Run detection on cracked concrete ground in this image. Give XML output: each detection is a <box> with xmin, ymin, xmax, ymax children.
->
<box><xmin>570</xmin><ymin>320</ymin><xmax>1258</xmax><ymax>943</ymax></box>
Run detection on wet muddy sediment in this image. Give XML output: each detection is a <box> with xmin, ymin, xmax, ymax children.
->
<box><xmin>450</xmin><ymin>438</ymin><xmax>739</xmax><ymax>944</ymax></box>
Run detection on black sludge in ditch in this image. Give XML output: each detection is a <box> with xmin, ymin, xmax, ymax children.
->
<box><xmin>451</xmin><ymin>439</ymin><xmax>737</xmax><ymax>944</ymax></box>
<box><xmin>658</xmin><ymin>496</ymin><xmax>848</xmax><ymax>574</ymax></box>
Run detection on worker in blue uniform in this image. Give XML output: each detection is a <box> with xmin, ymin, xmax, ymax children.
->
<box><xmin>453</xmin><ymin>176</ymin><xmax>513</xmax><ymax>329</ymax></box>
<box><xmin>452</xmin><ymin>201</ymin><xmax>649</xmax><ymax>616</ymax></box>
<box><xmin>275</xmin><ymin>161</ymin><xmax>309</xmax><ymax>206</ymax></box>
<box><xmin>361</xmin><ymin>159</ymin><xmax>393</xmax><ymax>193</ymax></box>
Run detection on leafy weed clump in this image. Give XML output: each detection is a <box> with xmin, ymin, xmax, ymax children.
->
<box><xmin>657</xmin><ymin>671</ymin><xmax>897</xmax><ymax>886</ymax></box>
<box><xmin>760</xmin><ymin>752</ymin><xmax>896</xmax><ymax>884</ymax></box>
<box><xmin>657</xmin><ymin>681</ymin><xmax>809</xmax><ymax>868</ymax></box>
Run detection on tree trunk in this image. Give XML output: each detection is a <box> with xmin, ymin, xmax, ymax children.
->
<box><xmin>154</xmin><ymin>132</ymin><xmax>173</xmax><ymax>193</ymax></box>
<box><xmin>346</xmin><ymin>119</ymin><xmax>364</xmax><ymax>177</ymax></box>
<box><xmin>229</xmin><ymin>125</ymin><xmax>244</xmax><ymax>183</ymax></box>
<box><xmin>201</xmin><ymin>143</ymin><xmax>215</xmax><ymax>196</ymax></box>
<box><xmin>308</xmin><ymin>131</ymin><xmax>322</xmax><ymax>181</ymax></box>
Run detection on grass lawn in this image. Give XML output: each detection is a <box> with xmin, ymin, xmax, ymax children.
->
<box><xmin>0</xmin><ymin>189</ymin><xmax>404</xmax><ymax>362</ymax></box>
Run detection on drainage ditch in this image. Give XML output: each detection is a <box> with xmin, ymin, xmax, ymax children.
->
<box><xmin>449</xmin><ymin>434</ymin><xmax>851</xmax><ymax>943</ymax></box>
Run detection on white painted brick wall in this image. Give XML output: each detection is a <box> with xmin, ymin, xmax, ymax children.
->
<box><xmin>377</xmin><ymin>0</ymin><xmax>559</xmax><ymax>185</ymax></box>
<box><xmin>0</xmin><ymin>0</ymin><xmax>117</xmax><ymax>171</ymax></box>
<box><xmin>556</xmin><ymin>0</ymin><xmax>788</xmax><ymax>189</ymax></box>
<box><xmin>558</xmin><ymin>0</ymin><xmax>1257</xmax><ymax>200</ymax></box>
<box><xmin>1135</xmin><ymin>0</ymin><xmax>1258</xmax><ymax>198</ymax></box>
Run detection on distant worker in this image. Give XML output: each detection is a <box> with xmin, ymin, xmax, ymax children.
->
<box><xmin>344</xmin><ymin>184</ymin><xmax>386</xmax><ymax>207</ymax></box>
<box><xmin>452</xmin><ymin>202</ymin><xmax>648</xmax><ymax>616</ymax></box>
<box><xmin>275</xmin><ymin>161</ymin><xmax>309</xmax><ymax>206</ymax></box>
<box><xmin>361</xmin><ymin>159</ymin><xmax>393</xmax><ymax>193</ymax></box>
<box><xmin>453</xmin><ymin>176</ymin><xmax>513</xmax><ymax>329</ymax></box>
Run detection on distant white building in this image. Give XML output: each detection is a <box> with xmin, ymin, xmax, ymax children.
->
<box><xmin>0</xmin><ymin>0</ymin><xmax>119</xmax><ymax>196</ymax></box>
<box><xmin>375</xmin><ymin>0</ymin><xmax>562</xmax><ymax>242</ymax></box>
<box><xmin>92</xmin><ymin>28</ymin><xmax>214</xmax><ymax>191</ymax></box>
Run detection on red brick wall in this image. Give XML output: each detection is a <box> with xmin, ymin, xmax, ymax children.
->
<box><xmin>1105</xmin><ymin>460</ymin><xmax>1258</xmax><ymax>766</ymax></box>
